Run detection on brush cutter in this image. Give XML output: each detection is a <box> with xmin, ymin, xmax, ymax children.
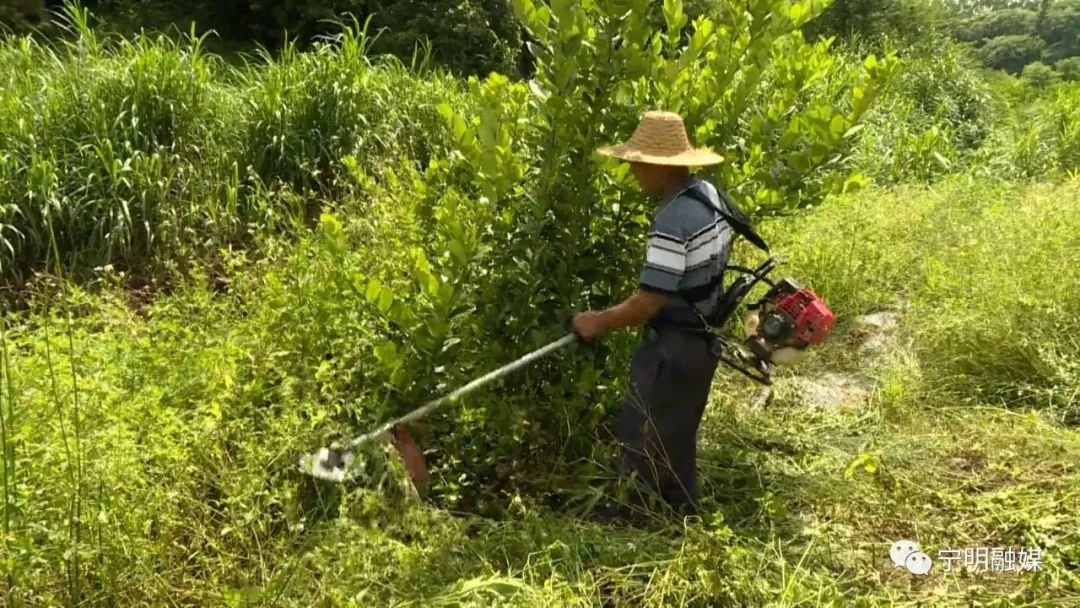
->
<box><xmin>298</xmin><ymin>333</ymin><xmax>579</xmax><ymax>484</ymax></box>
<box><xmin>298</xmin><ymin>263</ymin><xmax>834</xmax><ymax>484</ymax></box>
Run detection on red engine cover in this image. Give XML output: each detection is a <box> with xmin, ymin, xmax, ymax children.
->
<box><xmin>776</xmin><ymin>288</ymin><xmax>834</xmax><ymax>344</ymax></box>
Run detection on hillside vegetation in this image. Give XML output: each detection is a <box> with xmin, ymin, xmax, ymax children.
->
<box><xmin>0</xmin><ymin>0</ymin><xmax>1078</xmax><ymax>606</ymax></box>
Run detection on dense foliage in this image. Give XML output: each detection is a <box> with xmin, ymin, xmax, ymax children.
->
<box><xmin>0</xmin><ymin>0</ymin><xmax>44</xmax><ymax>33</ymax></box>
<box><xmin>81</xmin><ymin>0</ymin><xmax>523</xmax><ymax>76</ymax></box>
<box><xmin>953</xmin><ymin>7</ymin><xmax>1038</xmax><ymax>41</ymax></box>
<box><xmin>1</xmin><ymin>0</ymin><xmax>1079</xmax><ymax>605</ymax></box>
<box><xmin>952</xmin><ymin>0</ymin><xmax>1080</xmax><ymax>75</ymax></box>
<box><xmin>1058</xmin><ymin>55</ymin><xmax>1080</xmax><ymax>80</ymax></box>
<box><xmin>976</xmin><ymin>33</ymin><xmax>1047</xmax><ymax>73</ymax></box>
<box><xmin>237</xmin><ymin>0</ymin><xmax>522</xmax><ymax>76</ymax></box>
<box><xmin>791</xmin><ymin>0</ymin><xmax>1080</xmax><ymax>80</ymax></box>
<box><xmin>318</xmin><ymin>0</ymin><xmax>899</xmax><ymax>511</ymax></box>
<box><xmin>802</xmin><ymin>0</ymin><xmax>946</xmax><ymax>46</ymax></box>
<box><xmin>0</xmin><ymin>0</ymin><xmax>902</xmax><ymax>525</ymax></box>
<box><xmin>3</xmin><ymin>175</ymin><xmax>1077</xmax><ymax>604</ymax></box>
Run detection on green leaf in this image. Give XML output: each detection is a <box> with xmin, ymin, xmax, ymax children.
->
<box><xmin>843</xmin><ymin>124</ymin><xmax>865</xmax><ymax>139</ymax></box>
<box><xmin>829</xmin><ymin>115</ymin><xmax>845</xmax><ymax>137</ymax></box>
<box><xmin>510</xmin><ymin>0</ymin><xmax>532</xmax><ymax>23</ymax></box>
<box><xmin>551</xmin><ymin>0</ymin><xmax>573</xmax><ymax>22</ymax></box>
<box><xmin>788</xmin><ymin>152</ymin><xmax>810</xmax><ymax>173</ymax></box>
<box><xmin>528</xmin><ymin>79</ymin><xmax>549</xmax><ymax>101</ymax></box>
<box><xmin>374</xmin><ymin>341</ymin><xmax>401</xmax><ymax>372</ymax></box>
<box><xmin>365</xmin><ymin>277</ymin><xmax>383</xmax><ymax>303</ymax></box>
<box><xmin>377</xmin><ymin>288</ymin><xmax>394</xmax><ymax>313</ymax></box>
<box><xmin>663</xmin><ymin>0</ymin><xmax>686</xmax><ymax>33</ymax></box>
<box><xmin>450</xmin><ymin>114</ymin><xmax>468</xmax><ymax>141</ymax></box>
<box><xmin>437</xmin><ymin>281</ymin><xmax>456</xmax><ymax>310</ymax></box>
<box><xmin>750</xmin><ymin>114</ymin><xmax>764</xmax><ymax>135</ymax></box>
<box><xmin>690</xmin><ymin>19</ymin><xmax>715</xmax><ymax>52</ymax></box>
<box><xmin>564</xmin><ymin>33</ymin><xmax>584</xmax><ymax>56</ymax></box>
<box><xmin>436</xmin><ymin>102</ymin><xmax>454</xmax><ymax>124</ymax></box>
<box><xmin>843</xmin><ymin>172</ymin><xmax>868</xmax><ymax>193</ymax></box>
<box><xmin>512</xmin><ymin>0</ymin><xmax>551</xmax><ymax>41</ymax></box>
<box><xmin>448</xmin><ymin>239</ymin><xmax>468</xmax><ymax>266</ymax></box>
<box><xmin>319</xmin><ymin>212</ymin><xmax>342</xmax><ymax>237</ymax></box>
<box><xmin>843</xmin><ymin>456</ymin><xmax>860</xmax><ymax>480</ymax></box>
<box><xmin>790</xmin><ymin>3</ymin><xmax>804</xmax><ymax>24</ymax></box>
<box><xmin>413</xmin><ymin>248</ymin><xmax>432</xmax><ymax>276</ymax></box>
<box><xmin>526</xmin><ymin>41</ymin><xmax>551</xmax><ymax>66</ymax></box>
<box><xmin>453</xmin><ymin>575</ymin><xmax>527</xmax><ymax>599</ymax></box>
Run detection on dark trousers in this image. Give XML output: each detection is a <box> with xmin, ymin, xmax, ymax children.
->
<box><xmin>612</xmin><ymin>324</ymin><xmax>719</xmax><ymax>513</ymax></box>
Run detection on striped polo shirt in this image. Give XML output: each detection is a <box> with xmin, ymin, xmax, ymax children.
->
<box><xmin>639</xmin><ymin>175</ymin><xmax>733</xmax><ymax>328</ymax></box>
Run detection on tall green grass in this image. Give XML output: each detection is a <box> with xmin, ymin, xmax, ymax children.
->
<box><xmin>849</xmin><ymin>40</ymin><xmax>995</xmax><ymax>184</ymax></box>
<box><xmin>0</xmin><ymin>7</ymin><xmax>466</xmax><ymax>289</ymax></box>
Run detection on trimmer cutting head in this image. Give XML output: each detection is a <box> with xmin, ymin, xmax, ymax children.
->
<box><xmin>298</xmin><ymin>426</ymin><xmax>429</xmax><ymax>485</ymax></box>
<box><xmin>299</xmin><ymin>445</ymin><xmax>360</xmax><ymax>482</ymax></box>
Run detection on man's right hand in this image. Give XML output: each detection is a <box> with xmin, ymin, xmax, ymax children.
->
<box><xmin>572</xmin><ymin>311</ymin><xmax>606</xmax><ymax>341</ymax></box>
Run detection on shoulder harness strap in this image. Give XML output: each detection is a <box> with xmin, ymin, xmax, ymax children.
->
<box><xmin>684</xmin><ymin>184</ymin><xmax>771</xmax><ymax>254</ymax></box>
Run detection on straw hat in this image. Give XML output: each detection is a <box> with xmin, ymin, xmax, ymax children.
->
<box><xmin>597</xmin><ymin>111</ymin><xmax>723</xmax><ymax>166</ymax></box>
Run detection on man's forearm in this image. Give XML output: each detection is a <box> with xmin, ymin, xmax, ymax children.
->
<box><xmin>597</xmin><ymin>289</ymin><xmax>668</xmax><ymax>332</ymax></box>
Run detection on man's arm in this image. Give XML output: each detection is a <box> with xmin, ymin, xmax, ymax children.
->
<box><xmin>573</xmin><ymin>207</ymin><xmax>687</xmax><ymax>340</ymax></box>
<box><xmin>572</xmin><ymin>289</ymin><xmax>669</xmax><ymax>340</ymax></box>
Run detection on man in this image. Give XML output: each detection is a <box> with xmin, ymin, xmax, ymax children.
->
<box><xmin>572</xmin><ymin>110</ymin><xmax>732</xmax><ymax>518</ymax></box>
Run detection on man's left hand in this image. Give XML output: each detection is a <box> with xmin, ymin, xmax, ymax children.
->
<box><xmin>572</xmin><ymin>311</ymin><xmax>606</xmax><ymax>341</ymax></box>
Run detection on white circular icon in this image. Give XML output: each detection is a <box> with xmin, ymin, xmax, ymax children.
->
<box><xmin>905</xmin><ymin>551</ymin><xmax>933</xmax><ymax>575</ymax></box>
<box><xmin>889</xmin><ymin>539</ymin><xmax>920</xmax><ymax>568</ymax></box>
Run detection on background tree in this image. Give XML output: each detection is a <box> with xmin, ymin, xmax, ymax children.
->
<box><xmin>1041</xmin><ymin>0</ymin><xmax>1079</xmax><ymax>61</ymax></box>
<box><xmin>976</xmin><ymin>33</ymin><xmax>1046</xmax><ymax>72</ymax></box>
<box><xmin>1021</xmin><ymin>59</ymin><xmax>1061</xmax><ymax>85</ymax></box>
<box><xmin>1036</xmin><ymin>0</ymin><xmax>1051</xmax><ymax>36</ymax></box>
<box><xmin>953</xmin><ymin>7</ymin><xmax>1037</xmax><ymax>42</ymax></box>
<box><xmin>1056</xmin><ymin>55</ymin><xmax>1080</xmax><ymax>79</ymax></box>
<box><xmin>949</xmin><ymin>0</ymin><xmax>1079</xmax><ymax>73</ymax></box>
<box><xmin>802</xmin><ymin>0</ymin><xmax>947</xmax><ymax>46</ymax></box>
<box><xmin>89</xmin><ymin>0</ymin><xmax>522</xmax><ymax>76</ymax></box>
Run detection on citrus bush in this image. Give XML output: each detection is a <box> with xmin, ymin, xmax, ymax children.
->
<box><xmin>368</xmin><ymin>0</ymin><xmax>901</xmax><ymax>510</ymax></box>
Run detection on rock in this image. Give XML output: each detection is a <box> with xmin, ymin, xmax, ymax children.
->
<box><xmin>782</xmin><ymin>372</ymin><xmax>875</xmax><ymax>411</ymax></box>
<box><xmin>747</xmin><ymin>385</ymin><xmax>773</xmax><ymax>410</ymax></box>
<box><xmin>856</xmin><ymin>311</ymin><xmax>900</xmax><ymax>331</ymax></box>
<box><xmin>853</xmin><ymin>309</ymin><xmax>902</xmax><ymax>360</ymax></box>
